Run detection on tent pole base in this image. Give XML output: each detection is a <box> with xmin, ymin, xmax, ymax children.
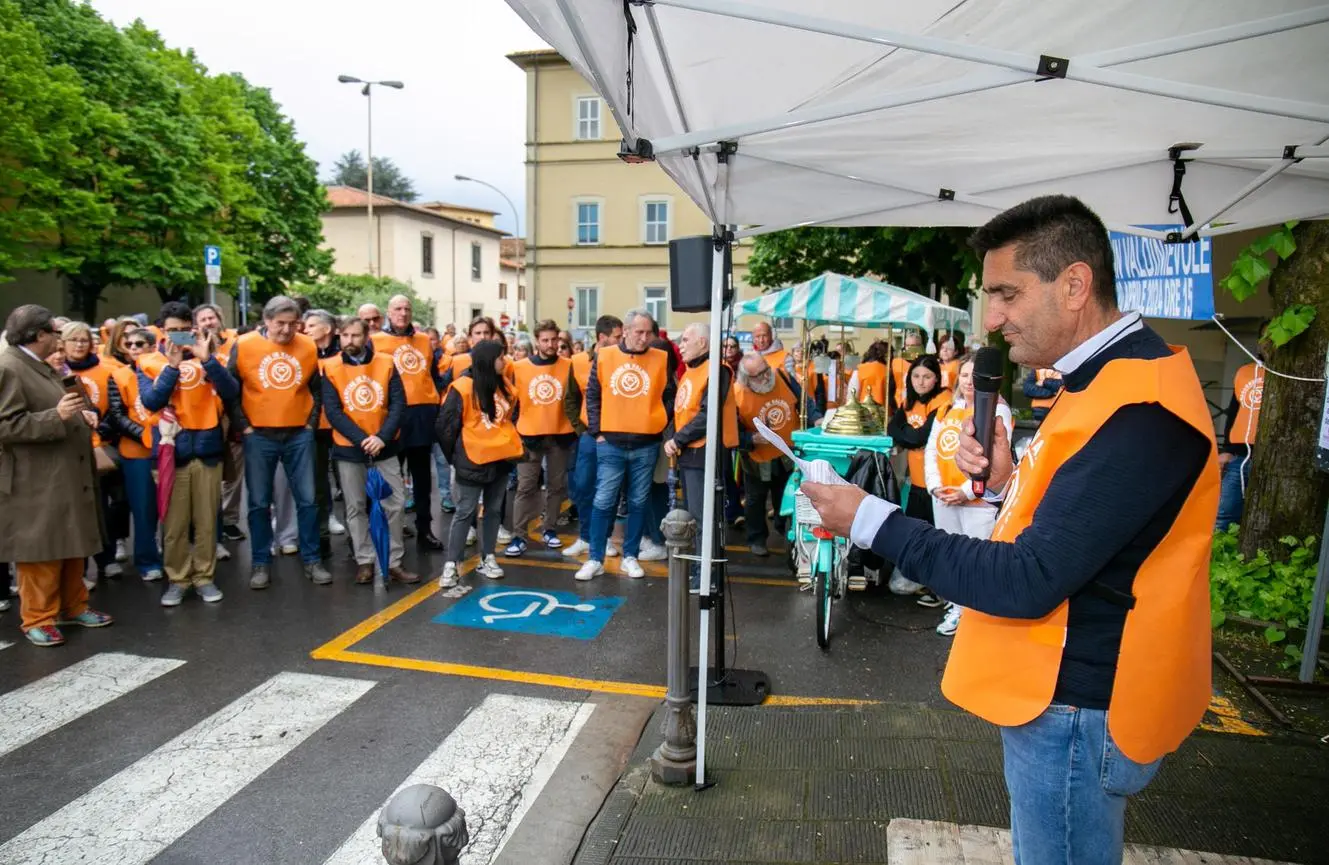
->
<box><xmin>688</xmin><ymin>666</ymin><xmax>770</xmax><ymax>706</ymax></box>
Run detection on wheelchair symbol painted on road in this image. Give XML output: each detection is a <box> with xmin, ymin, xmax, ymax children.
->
<box><xmin>434</xmin><ymin>584</ymin><xmax>624</xmax><ymax>640</ymax></box>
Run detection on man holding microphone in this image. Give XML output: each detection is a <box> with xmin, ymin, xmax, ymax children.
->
<box><xmin>802</xmin><ymin>195</ymin><xmax>1218</xmax><ymax>865</ymax></box>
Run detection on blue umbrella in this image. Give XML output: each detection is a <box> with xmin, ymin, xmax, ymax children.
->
<box><xmin>366</xmin><ymin>466</ymin><xmax>394</xmax><ymax>590</ymax></box>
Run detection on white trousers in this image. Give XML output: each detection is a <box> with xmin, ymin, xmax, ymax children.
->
<box><xmin>931</xmin><ymin>500</ymin><xmax>998</xmax><ymax>611</ymax></box>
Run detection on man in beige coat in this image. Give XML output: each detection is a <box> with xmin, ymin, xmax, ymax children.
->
<box><xmin>0</xmin><ymin>304</ymin><xmax>113</xmax><ymax>646</ymax></box>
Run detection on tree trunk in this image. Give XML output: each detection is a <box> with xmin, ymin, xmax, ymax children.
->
<box><xmin>1239</xmin><ymin>220</ymin><xmax>1329</xmax><ymax>558</ymax></box>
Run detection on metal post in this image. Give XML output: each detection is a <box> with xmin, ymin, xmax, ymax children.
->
<box><xmin>366</xmin><ymin>86</ymin><xmax>375</xmax><ymax>278</ymax></box>
<box><xmin>1298</xmin><ymin>499</ymin><xmax>1329</xmax><ymax>682</ymax></box>
<box><xmin>652</xmin><ymin>508</ymin><xmax>698</xmax><ymax>784</ymax></box>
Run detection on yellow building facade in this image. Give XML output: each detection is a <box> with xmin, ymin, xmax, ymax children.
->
<box><xmin>508</xmin><ymin>49</ymin><xmax>756</xmax><ymax>337</ymax></box>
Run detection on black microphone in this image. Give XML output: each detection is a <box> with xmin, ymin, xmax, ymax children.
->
<box><xmin>969</xmin><ymin>347</ymin><xmax>1005</xmax><ymax>496</ymax></box>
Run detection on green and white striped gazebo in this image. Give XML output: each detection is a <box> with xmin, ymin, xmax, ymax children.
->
<box><xmin>736</xmin><ymin>272</ymin><xmax>971</xmax><ymax>335</ymax></box>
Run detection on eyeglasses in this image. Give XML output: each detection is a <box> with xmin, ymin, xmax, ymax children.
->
<box><xmin>126</xmin><ymin>340</ymin><xmax>150</xmax><ymax>348</ymax></box>
<box><xmin>363</xmin><ymin>315</ymin><xmax>382</xmax><ymax>323</ymax></box>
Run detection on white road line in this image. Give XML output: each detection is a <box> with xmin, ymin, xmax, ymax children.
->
<box><xmin>0</xmin><ymin>652</ymin><xmax>185</xmax><ymax>760</ymax></box>
<box><xmin>322</xmin><ymin>693</ymin><xmax>593</xmax><ymax>865</ymax></box>
<box><xmin>0</xmin><ymin>641</ymin><xmax>12</xmax><ymax>652</ymax></box>
<box><xmin>887</xmin><ymin>819</ymin><xmax>1295</xmax><ymax>865</ymax></box>
<box><xmin>0</xmin><ymin>671</ymin><xmax>374</xmax><ymax>865</ymax></box>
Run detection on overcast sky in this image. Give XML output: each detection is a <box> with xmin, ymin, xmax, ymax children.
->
<box><xmin>89</xmin><ymin>0</ymin><xmax>548</xmax><ymax>237</ymax></box>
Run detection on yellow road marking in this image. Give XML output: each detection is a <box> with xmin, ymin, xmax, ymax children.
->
<box><xmin>1200</xmin><ymin>694</ymin><xmax>1266</xmax><ymax>737</ymax></box>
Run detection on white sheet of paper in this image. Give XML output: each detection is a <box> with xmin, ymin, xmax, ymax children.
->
<box><xmin>753</xmin><ymin>418</ymin><xmax>854</xmax><ymax>487</ymax></box>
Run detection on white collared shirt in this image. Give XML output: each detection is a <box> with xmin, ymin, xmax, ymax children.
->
<box><xmin>19</xmin><ymin>345</ymin><xmax>44</xmax><ymax>365</ymax></box>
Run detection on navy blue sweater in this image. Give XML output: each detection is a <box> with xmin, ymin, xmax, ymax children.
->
<box><xmin>870</xmin><ymin>325</ymin><xmax>1211</xmax><ymax>709</ymax></box>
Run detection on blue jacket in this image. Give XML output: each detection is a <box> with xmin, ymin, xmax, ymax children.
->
<box><xmin>140</xmin><ymin>357</ymin><xmax>240</xmax><ymax>465</ymax></box>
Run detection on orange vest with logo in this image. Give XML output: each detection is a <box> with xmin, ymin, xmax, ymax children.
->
<box><xmin>1230</xmin><ymin>363</ymin><xmax>1263</xmax><ymax>445</ymax></box>
<box><xmin>233</xmin><ymin>331</ymin><xmax>318</xmax><ymax>428</ymax></box>
<box><xmin>315</xmin><ymin>355</ymin><xmax>333</xmax><ymax>430</ymax></box>
<box><xmin>931</xmin><ymin>403</ymin><xmax>974</xmax><ymax>490</ymax></box>
<box><xmin>570</xmin><ymin>351</ymin><xmax>593</xmax><ymax>426</ymax></box>
<box><xmin>1032</xmin><ymin>368</ymin><xmax>1061</xmax><ymax>410</ymax></box>
<box><xmin>452</xmin><ymin>376</ymin><xmax>524</xmax><ymax>465</ymax></box>
<box><xmin>372</xmin><ymin>331</ymin><xmax>437</xmax><ymax>407</ymax></box>
<box><xmin>513</xmin><ymin>357</ymin><xmax>574</xmax><ymax>437</ymax></box>
<box><xmin>111</xmin><ymin>363</ymin><xmax>159</xmax><ymax>458</ymax></box>
<box><xmin>323</xmin><ymin>353</ymin><xmax>398</xmax><ymax>448</ymax></box>
<box><xmin>942</xmin><ymin>348</ymin><xmax>1218</xmax><ymax>763</ymax></box>
<box><xmin>76</xmin><ymin>360</ymin><xmax>115</xmax><ymax>448</ymax></box>
<box><xmin>595</xmin><ymin>345</ymin><xmax>668</xmax><ymax>435</ymax></box>
<box><xmin>856</xmin><ymin>361</ymin><xmax>888</xmax><ymax>405</ymax></box>
<box><xmin>151</xmin><ymin>359</ymin><xmax>225</xmax><ymax>431</ymax></box>
<box><xmin>734</xmin><ymin>372</ymin><xmax>799</xmax><ymax>463</ymax></box>
<box><xmin>940</xmin><ymin>360</ymin><xmax>961</xmax><ymax>390</ymax></box>
<box><xmin>674</xmin><ymin>360</ymin><xmax>739</xmax><ymax>449</ymax></box>
<box><xmin>891</xmin><ymin>357</ymin><xmax>912</xmax><ymax>407</ymax></box>
<box><xmin>215</xmin><ymin>329</ymin><xmax>239</xmax><ymax>364</ymax></box>
<box><xmin>762</xmin><ymin>347</ymin><xmax>787</xmax><ymax>372</ymax></box>
<box><xmin>904</xmin><ymin>392</ymin><xmax>953</xmax><ymax>482</ymax></box>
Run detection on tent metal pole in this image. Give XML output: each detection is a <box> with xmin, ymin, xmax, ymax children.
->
<box><xmin>1298</xmin><ymin>497</ymin><xmax>1329</xmax><ymax>683</ymax></box>
<box><xmin>1190</xmin><ymin>145</ymin><xmax>1329</xmax><ymax>160</ymax></box>
<box><xmin>1079</xmin><ymin>6</ymin><xmax>1329</xmax><ymax>67</ymax></box>
<box><xmin>1069</xmin><ymin>66</ymin><xmax>1329</xmax><ymax>125</ymax></box>
<box><xmin>1201</xmin><ymin>209</ymin><xmax>1329</xmax><ymax>236</ymax></box>
<box><xmin>649</xmin><ymin>69</ymin><xmax>1031</xmax><ymax>157</ymax></box>
<box><xmin>732</xmin><ymin>197</ymin><xmax>937</xmax><ymax>240</ymax></box>
<box><xmin>1178</xmin><ymin>133</ymin><xmax>1329</xmax><ymax>239</ymax></box>
<box><xmin>553</xmin><ymin>0</ymin><xmax>639</xmax><ymax>148</ymax></box>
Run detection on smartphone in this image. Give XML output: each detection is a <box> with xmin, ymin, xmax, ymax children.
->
<box><xmin>62</xmin><ymin>375</ymin><xmax>91</xmax><ymax>409</ymax></box>
<box><xmin>167</xmin><ymin>330</ymin><xmax>195</xmax><ymax>347</ymax></box>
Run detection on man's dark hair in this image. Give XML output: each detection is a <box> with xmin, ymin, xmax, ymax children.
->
<box><xmin>969</xmin><ymin>195</ymin><xmax>1117</xmax><ymax>308</ymax></box>
<box><xmin>533</xmin><ymin>319</ymin><xmax>560</xmax><ymax>339</ymax></box>
<box><xmin>594</xmin><ymin>315</ymin><xmax>623</xmax><ymax>339</ymax></box>
<box><xmin>158</xmin><ymin>301</ymin><xmax>194</xmax><ymax>326</ymax></box>
<box><xmin>290</xmin><ymin>294</ymin><xmax>311</xmax><ymax>316</ymax></box>
<box><xmin>5</xmin><ymin>304</ymin><xmax>55</xmax><ymax>345</ymax></box>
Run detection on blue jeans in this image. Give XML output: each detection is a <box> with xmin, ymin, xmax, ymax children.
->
<box><xmin>590</xmin><ymin>440</ymin><xmax>658</xmax><ymax>561</ymax></box>
<box><xmin>120</xmin><ymin>457</ymin><xmax>161</xmax><ymax>572</ymax></box>
<box><xmin>1001</xmin><ymin>705</ymin><xmax>1161</xmax><ymax>865</ymax></box>
<box><xmin>571</xmin><ymin>433</ymin><xmax>599</xmax><ymax>543</ymax></box>
<box><xmin>1215</xmin><ymin>457</ymin><xmax>1251</xmax><ymax>533</ymax></box>
<box><xmin>432</xmin><ymin>444</ymin><xmax>453</xmax><ymax>503</ymax></box>
<box><xmin>244</xmin><ymin>430</ymin><xmax>320</xmax><ymax>565</ymax></box>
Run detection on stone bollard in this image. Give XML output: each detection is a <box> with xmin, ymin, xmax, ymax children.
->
<box><xmin>377</xmin><ymin>784</ymin><xmax>469</xmax><ymax>865</ymax></box>
<box><xmin>652</xmin><ymin>507</ymin><xmax>698</xmax><ymax>785</ymax></box>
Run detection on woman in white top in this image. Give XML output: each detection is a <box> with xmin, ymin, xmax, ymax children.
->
<box><xmin>923</xmin><ymin>354</ymin><xmax>1013</xmax><ymax>636</ymax></box>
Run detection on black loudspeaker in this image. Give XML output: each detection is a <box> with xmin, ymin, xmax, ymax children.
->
<box><xmin>670</xmin><ymin>235</ymin><xmax>732</xmax><ymax>312</ymax></box>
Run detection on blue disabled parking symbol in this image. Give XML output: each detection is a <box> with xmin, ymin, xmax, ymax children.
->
<box><xmin>434</xmin><ymin>585</ymin><xmax>624</xmax><ymax>640</ymax></box>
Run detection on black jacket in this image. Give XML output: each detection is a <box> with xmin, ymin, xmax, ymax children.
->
<box><xmin>321</xmin><ymin>343</ymin><xmax>407</xmax><ymax>464</ymax></box>
<box><xmin>673</xmin><ymin>353</ymin><xmax>729</xmax><ymax>469</ymax></box>
<box><xmin>435</xmin><ymin>370</ymin><xmax>518</xmax><ymax>486</ymax></box>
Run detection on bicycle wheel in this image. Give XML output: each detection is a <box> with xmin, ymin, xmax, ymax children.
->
<box><xmin>813</xmin><ymin>543</ymin><xmax>833</xmax><ymax>650</ymax></box>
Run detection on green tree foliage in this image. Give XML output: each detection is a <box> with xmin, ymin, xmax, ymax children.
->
<box><xmin>327</xmin><ymin>150</ymin><xmax>419</xmax><ymax>203</ymax></box>
<box><xmin>747</xmin><ymin>226</ymin><xmax>980</xmax><ymax>307</ymax></box>
<box><xmin>1</xmin><ymin>0</ymin><xmax>330</xmax><ymax>317</ymax></box>
<box><xmin>291</xmin><ymin>274</ymin><xmax>436</xmax><ymax>327</ymax></box>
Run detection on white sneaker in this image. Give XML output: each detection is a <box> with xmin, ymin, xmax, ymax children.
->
<box><xmin>114</xmin><ymin>540</ymin><xmax>129</xmax><ymax>563</ymax></box>
<box><xmin>496</xmin><ymin>526</ymin><xmax>514</xmax><ymax>544</ymax></box>
<box><xmin>637</xmin><ymin>539</ymin><xmax>667</xmax><ymax>562</ymax></box>
<box><xmin>103</xmin><ymin>562</ymin><xmax>123</xmax><ymax>578</ymax></box>
<box><xmin>575</xmin><ymin>560</ymin><xmax>604</xmax><ymax>581</ymax></box>
<box><xmin>888</xmin><ymin>569</ymin><xmax>924</xmax><ymax>596</ymax></box>
<box><xmin>562</xmin><ymin>538</ymin><xmax>589</xmax><ymax>558</ymax></box>
<box><xmin>438</xmin><ymin>562</ymin><xmax>459</xmax><ymax>588</ymax></box>
<box><xmin>605</xmin><ymin>542</ymin><xmax>621</xmax><ymax>558</ymax></box>
<box><xmin>215</xmin><ymin>543</ymin><xmax>231</xmax><ymax>561</ymax></box>
<box><xmin>621</xmin><ymin>557</ymin><xmax>645</xmax><ymax>579</ymax></box>
<box><xmin>937</xmin><ymin>603</ymin><xmax>963</xmax><ymax>637</ymax></box>
<box><xmin>478</xmin><ymin>554</ymin><xmax>505</xmax><ymax>580</ymax></box>
<box><xmin>142</xmin><ymin>568</ymin><xmax>164</xmax><ymax>582</ymax></box>
<box><xmin>466</xmin><ymin>527</ymin><xmax>477</xmax><ymax>546</ymax></box>
<box><xmin>280</xmin><ymin>543</ymin><xmax>299</xmax><ymax>556</ymax></box>
<box><xmin>328</xmin><ymin>515</ymin><xmax>346</xmax><ymax>535</ymax></box>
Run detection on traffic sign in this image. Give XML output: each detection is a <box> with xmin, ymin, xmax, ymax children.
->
<box><xmin>499</xmin><ymin>312</ymin><xmax>511</xmax><ymax>329</ymax></box>
<box><xmin>204</xmin><ymin>245</ymin><xmax>221</xmax><ymax>285</ymax></box>
<box><xmin>433</xmin><ymin>585</ymin><xmax>623</xmax><ymax>640</ymax></box>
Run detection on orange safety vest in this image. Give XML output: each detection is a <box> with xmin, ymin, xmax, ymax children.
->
<box><xmin>447</xmin><ymin>352</ymin><xmax>474</xmax><ymax>388</ymax></box>
<box><xmin>904</xmin><ymin>392</ymin><xmax>953</xmax><ymax>484</ymax></box>
<box><xmin>322</xmin><ymin>353</ymin><xmax>398</xmax><ymax>448</ymax></box>
<box><xmin>75</xmin><ymin>360</ymin><xmax>116</xmax><ymax>448</ymax></box>
<box><xmin>891</xmin><ymin>356</ymin><xmax>911</xmax><ymax>407</ymax></box>
<box><xmin>110</xmin><ymin>363</ymin><xmax>159</xmax><ymax>458</ymax></box>
<box><xmin>761</xmin><ymin>347</ymin><xmax>787</xmax><ymax>372</ymax></box>
<box><xmin>451</xmin><ymin>376</ymin><xmax>524</xmax><ymax>465</ymax></box>
<box><xmin>570</xmin><ymin>351</ymin><xmax>593</xmax><ymax>427</ymax></box>
<box><xmin>1032</xmin><ymin>368</ymin><xmax>1061</xmax><ymax>410</ymax></box>
<box><xmin>233</xmin><ymin>331</ymin><xmax>318</xmax><ymax>428</ymax></box>
<box><xmin>856</xmin><ymin>361</ymin><xmax>888</xmax><ymax>405</ymax></box>
<box><xmin>1230</xmin><ymin>362</ymin><xmax>1263</xmax><ymax>445</ymax></box>
<box><xmin>149</xmin><ymin>358</ymin><xmax>225</xmax><ymax>431</ymax></box>
<box><xmin>733</xmin><ymin>371</ymin><xmax>799</xmax><ymax>463</ymax></box>
<box><xmin>595</xmin><ymin>345</ymin><xmax>668</xmax><ymax>435</ymax></box>
<box><xmin>932</xmin><ymin>403</ymin><xmax>974</xmax><ymax>491</ymax></box>
<box><xmin>942</xmin><ymin>347</ymin><xmax>1218</xmax><ymax>764</ymax></box>
<box><xmin>940</xmin><ymin>360</ymin><xmax>961</xmax><ymax>390</ymax></box>
<box><xmin>371</xmin><ymin>331</ymin><xmax>438</xmax><ymax>407</ymax></box>
<box><xmin>512</xmin><ymin>357</ymin><xmax>574</xmax><ymax>437</ymax></box>
<box><xmin>673</xmin><ymin>359</ymin><xmax>739</xmax><ymax>449</ymax></box>
<box><xmin>213</xmin><ymin>329</ymin><xmax>239</xmax><ymax>365</ymax></box>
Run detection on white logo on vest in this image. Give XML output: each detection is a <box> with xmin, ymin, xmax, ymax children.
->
<box><xmin>176</xmin><ymin>360</ymin><xmax>205</xmax><ymax>391</ymax></box>
<box><xmin>258</xmin><ymin>352</ymin><xmax>302</xmax><ymax>390</ymax></box>
<box><xmin>1239</xmin><ymin>377</ymin><xmax>1263</xmax><ymax>411</ymax></box>
<box><xmin>528</xmin><ymin>373</ymin><xmax>563</xmax><ymax>406</ymax></box>
<box><xmin>480</xmin><ymin>395</ymin><xmax>512</xmax><ymax>430</ymax></box>
<box><xmin>79</xmin><ymin>376</ymin><xmax>100</xmax><ymax>407</ymax></box>
<box><xmin>342</xmin><ymin>375</ymin><xmax>385</xmax><ymax>412</ymax></box>
<box><xmin>936</xmin><ymin>418</ymin><xmax>964</xmax><ymax>460</ymax></box>
<box><xmin>674</xmin><ymin>379</ymin><xmax>694</xmax><ymax>414</ymax></box>
<box><xmin>609</xmin><ymin>362</ymin><xmax>650</xmax><ymax>399</ymax></box>
<box><xmin>393</xmin><ymin>344</ymin><xmax>427</xmax><ymax>376</ymax></box>
<box><xmin>759</xmin><ymin>398</ymin><xmax>793</xmax><ymax>431</ymax></box>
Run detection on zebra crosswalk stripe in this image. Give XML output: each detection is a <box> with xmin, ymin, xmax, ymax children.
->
<box><xmin>0</xmin><ymin>671</ymin><xmax>374</xmax><ymax>865</ymax></box>
<box><xmin>322</xmin><ymin>693</ymin><xmax>594</xmax><ymax>865</ymax></box>
<box><xmin>0</xmin><ymin>652</ymin><xmax>185</xmax><ymax>760</ymax></box>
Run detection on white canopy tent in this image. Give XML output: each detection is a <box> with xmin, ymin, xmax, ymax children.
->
<box><xmin>501</xmin><ymin>0</ymin><xmax>1329</xmax><ymax>780</ymax></box>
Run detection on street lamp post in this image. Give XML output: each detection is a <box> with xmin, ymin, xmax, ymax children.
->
<box><xmin>455</xmin><ymin>174</ymin><xmax>523</xmax><ymax>323</ymax></box>
<box><xmin>339</xmin><ymin>75</ymin><xmax>404</xmax><ymax>278</ymax></box>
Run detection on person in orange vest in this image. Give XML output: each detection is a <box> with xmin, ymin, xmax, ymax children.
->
<box><xmin>847</xmin><ymin>340</ymin><xmax>890</xmax><ymax>405</ymax></box>
<box><xmin>507</xmin><ymin>320</ymin><xmax>577</xmax><ymax>556</ymax></box>
<box><xmin>358</xmin><ymin>303</ymin><xmax>384</xmax><ymax>334</ymax></box>
<box><xmin>139</xmin><ymin>301</ymin><xmax>240</xmax><ymax>606</ymax></box>
<box><xmin>227</xmin><ymin>295</ymin><xmax>330</xmax><ymax>590</ymax></box>
<box><xmin>937</xmin><ymin>338</ymin><xmax>962</xmax><ymax>390</ymax></box>
<box><xmin>304</xmin><ymin>309</ymin><xmax>346</xmax><ymax>555</ymax></box>
<box><xmin>886</xmin><ymin>354</ymin><xmax>952</xmax><ymax>540</ymax></box>
<box><xmin>577</xmin><ymin>309</ymin><xmax>676</xmax><ymax>581</ymax></box>
<box><xmin>1216</xmin><ymin>357</ymin><xmax>1264</xmax><ymax>533</ymax></box>
<box><xmin>373</xmin><ymin>295</ymin><xmax>447</xmax><ymax>551</ymax></box>
<box><xmin>801</xmin><ymin>195</ymin><xmax>1219</xmax><ymax>864</ymax></box>
<box><xmin>750</xmin><ymin>320</ymin><xmax>787</xmax><ymax>373</ymax></box>
<box><xmin>1021</xmin><ymin>366</ymin><xmax>1063</xmax><ymax>422</ymax></box>
<box><xmin>435</xmin><ymin>339</ymin><xmax>523</xmax><ymax>586</ymax></box>
<box><xmin>322</xmin><ymin>315</ymin><xmax>419</xmax><ymax>586</ymax></box>
<box><xmin>889</xmin><ymin>329</ymin><xmax>924</xmax><ymax>407</ymax></box>
<box><xmin>191</xmin><ymin>303</ymin><xmax>247</xmax><ymax>544</ymax></box>
<box><xmin>561</xmin><ymin>315</ymin><xmax>623</xmax><ymax>560</ymax></box>
<box><xmin>106</xmin><ymin>326</ymin><xmax>165</xmax><ymax>582</ymax></box>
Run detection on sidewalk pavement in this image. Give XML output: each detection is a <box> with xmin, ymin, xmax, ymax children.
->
<box><xmin>573</xmin><ymin>703</ymin><xmax>1329</xmax><ymax>865</ymax></box>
